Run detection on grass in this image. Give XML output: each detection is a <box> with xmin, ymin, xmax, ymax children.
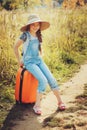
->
<box><xmin>43</xmin><ymin>116</ymin><xmax>64</xmax><ymax>127</ymax></box>
<box><xmin>0</xmin><ymin>6</ymin><xmax>87</xmax><ymax>83</ymax></box>
<box><xmin>0</xmin><ymin>86</ymin><xmax>15</xmax><ymax>129</ymax></box>
<box><xmin>75</xmin><ymin>83</ymin><xmax>87</xmax><ymax>108</ymax></box>
<box><xmin>64</xmin><ymin>106</ymin><xmax>79</xmax><ymax>113</ymax></box>
<box><xmin>63</xmin><ymin>123</ymin><xmax>75</xmax><ymax>129</ymax></box>
<box><xmin>43</xmin><ymin>116</ymin><xmax>77</xmax><ymax>129</ymax></box>
<box><xmin>43</xmin><ymin>114</ymin><xmax>87</xmax><ymax>129</ymax></box>
<box><xmin>0</xmin><ymin>6</ymin><xmax>87</xmax><ymax>130</ymax></box>
<box><xmin>76</xmin><ymin>121</ymin><xmax>87</xmax><ymax>127</ymax></box>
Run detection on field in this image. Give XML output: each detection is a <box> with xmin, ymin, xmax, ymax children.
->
<box><xmin>0</xmin><ymin>5</ymin><xmax>87</xmax><ymax>129</ymax></box>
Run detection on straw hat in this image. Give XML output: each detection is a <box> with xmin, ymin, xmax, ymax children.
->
<box><xmin>20</xmin><ymin>14</ymin><xmax>50</xmax><ymax>32</ymax></box>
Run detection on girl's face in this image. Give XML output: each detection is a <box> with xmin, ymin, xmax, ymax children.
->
<box><xmin>29</xmin><ymin>22</ymin><xmax>40</xmax><ymax>33</ymax></box>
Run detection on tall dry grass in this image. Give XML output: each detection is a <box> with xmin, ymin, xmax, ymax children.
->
<box><xmin>0</xmin><ymin>6</ymin><xmax>87</xmax><ymax>128</ymax></box>
<box><xmin>0</xmin><ymin>6</ymin><xmax>87</xmax><ymax>82</ymax></box>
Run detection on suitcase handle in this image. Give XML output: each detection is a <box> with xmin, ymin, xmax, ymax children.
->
<box><xmin>19</xmin><ymin>68</ymin><xmax>26</xmax><ymax>103</ymax></box>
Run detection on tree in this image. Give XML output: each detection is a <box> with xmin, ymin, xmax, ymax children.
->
<box><xmin>1</xmin><ymin>0</ymin><xmax>27</xmax><ymax>10</ymax></box>
<box><xmin>3</xmin><ymin>0</ymin><xmax>13</xmax><ymax>10</ymax></box>
<box><xmin>58</xmin><ymin>0</ymin><xmax>64</xmax><ymax>4</ymax></box>
<box><xmin>63</xmin><ymin>0</ymin><xmax>85</xmax><ymax>8</ymax></box>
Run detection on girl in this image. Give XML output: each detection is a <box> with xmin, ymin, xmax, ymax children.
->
<box><xmin>14</xmin><ymin>14</ymin><xmax>66</xmax><ymax>115</ymax></box>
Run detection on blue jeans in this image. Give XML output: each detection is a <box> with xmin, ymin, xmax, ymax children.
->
<box><xmin>25</xmin><ymin>60</ymin><xmax>59</xmax><ymax>93</ymax></box>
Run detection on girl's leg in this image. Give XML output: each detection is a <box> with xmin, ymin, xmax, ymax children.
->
<box><xmin>35</xmin><ymin>92</ymin><xmax>42</xmax><ymax>107</ymax></box>
<box><xmin>38</xmin><ymin>60</ymin><xmax>65</xmax><ymax>110</ymax></box>
<box><xmin>52</xmin><ymin>89</ymin><xmax>63</xmax><ymax>104</ymax></box>
<box><xmin>52</xmin><ymin>89</ymin><xmax>66</xmax><ymax>110</ymax></box>
<box><xmin>25</xmin><ymin>63</ymin><xmax>48</xmax><ymax>114</ymax></box>
<box><xmin>33</xmin><ymin>92</ymin><xmax>42</xmax><ymax>115</ymax></box>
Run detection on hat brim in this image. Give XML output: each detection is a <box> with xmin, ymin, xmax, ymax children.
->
<box><xmin>20</xmin><ymin>20</ymin><xmax>50</xmax><ymax>32</ymax></box>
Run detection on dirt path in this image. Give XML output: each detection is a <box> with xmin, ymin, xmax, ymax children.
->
<box><xmin>2</xmin><ymin>63</ymin><xmax>87</xmax><ymax>130</ymax></box>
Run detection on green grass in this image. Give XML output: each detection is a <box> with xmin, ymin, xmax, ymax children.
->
<box><xmin>75</xmin><ymin>83</ymin><xmax>87</xmax><ymax>108</ymax></box>
<box><xmin>0</xmin><ymin>6</ymin><xmax>87</xmax><ymax>130</ymax></box>
<box><xmin>63</xmin><ymin>123</ymin><xmax>75</xmax><ymax>129</ymax></box>
<box><xmin>43</xmin><ymin>116</ymin><xmax>63</xmax><ymax>127</ymax></box>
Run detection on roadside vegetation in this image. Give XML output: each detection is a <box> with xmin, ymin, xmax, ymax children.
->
<box><xmin>0</xmin><ymin>5</ymin><xmax>87</xmax><ymax>129</ymax></box>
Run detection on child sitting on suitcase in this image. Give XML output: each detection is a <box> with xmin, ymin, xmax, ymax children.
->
<box><xmin>14</xmin><ymin>14</ymin><xmax>66</xmax><ymax>115</ymax></box>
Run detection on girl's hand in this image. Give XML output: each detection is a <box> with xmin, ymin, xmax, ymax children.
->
<box><xmin>18</xmin><ymin>60</ymin><xmax>24</xmax><ymax>68</ymax></box>
<box><xmin>40</xmin><ymin>50</ymin><xmax>44</xmax><ymax>57</ymax></box>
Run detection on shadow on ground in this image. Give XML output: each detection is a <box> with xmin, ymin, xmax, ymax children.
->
<box><xmin>1</xmin><ymin>103</ymin><xmax>42</xmax><ymax>130</ymax></box>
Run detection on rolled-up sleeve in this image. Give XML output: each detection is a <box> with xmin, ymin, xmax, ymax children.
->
<box><xmin>19</xmin><ymin>32</ymin><xmax>27</xmax><ymax>42</ymax></box>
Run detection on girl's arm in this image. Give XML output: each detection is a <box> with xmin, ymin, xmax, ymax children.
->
<box><xmin>39</xmin><ymin>45</ymin><xmax>44</xmax><ymax>57</ymax></box>
<box><xmin>40</xmin><ymin>47</ymin><xmax>42</xmax><ymax>55</ymax></box>
<box><xmin>13</xmin><ymin>39</ymin><xmax>23</xmax><ymax>67</ymax></box>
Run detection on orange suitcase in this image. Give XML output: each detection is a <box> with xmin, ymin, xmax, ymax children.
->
<box><xmin>15</xmin><ymin>67</ymin><xmax>38</xmax><ymax>104</ymax></box>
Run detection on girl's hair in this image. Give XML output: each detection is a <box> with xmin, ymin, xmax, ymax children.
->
<box><xmin>36</xmin><ymin>29</ymin><xmax>42</xmax><ymax>43</ymax></box>
<box><xmin>36</xmin><ymin>29</ymin><xmax>42</xmax><ymax>52</ymax></box>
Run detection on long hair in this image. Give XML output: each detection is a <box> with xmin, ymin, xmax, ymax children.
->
<box><xmin>36</xmin><ymin>29</ymin><xmax>42</xmax><ymax>52</ymax></box>
<box><xmin>36</xmin><ymin>29</ymin><xmax>42</xmax><ymax>43</ymax></box>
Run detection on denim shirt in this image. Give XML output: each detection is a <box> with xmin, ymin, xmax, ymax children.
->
<box><xmin>20</xmin><ymin>31</ymin><xmax>41</xmax><ymax>65</ymax></box>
